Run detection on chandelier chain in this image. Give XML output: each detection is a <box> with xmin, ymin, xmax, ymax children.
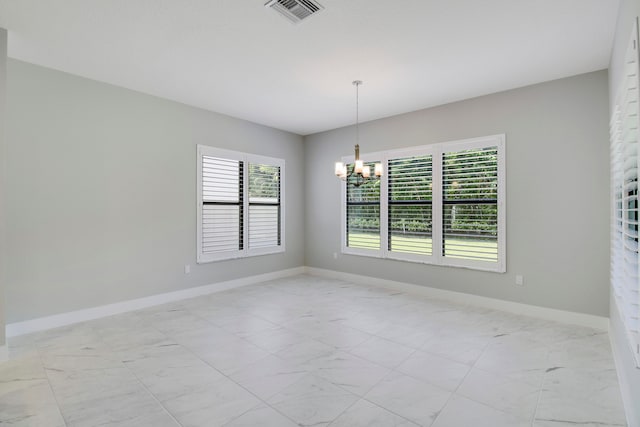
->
<box><xmin>355</xmin><ymin>81</ymin><xmax>359</xmax><ymax>145</ymax></box>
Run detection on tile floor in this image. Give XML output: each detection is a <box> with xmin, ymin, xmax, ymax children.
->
<box><xmin>0</xmin><ymin>274</ymin><xmax>628</xmax><ymax>426</ymax></box>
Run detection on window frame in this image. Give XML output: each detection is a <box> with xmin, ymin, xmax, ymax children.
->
<box><xmin>197</xmin><ymin>145</ymin><xmax>285</xmax><ymax>263</ymax></box>
<box><xmin>341</xmin><ymin>134</ymin><xmax>506</xmax><ymax>273</ymax></box>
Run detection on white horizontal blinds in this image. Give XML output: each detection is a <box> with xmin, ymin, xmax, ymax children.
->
<box><xmin>248</xmin><ymin>163</ymin><xmax>281</xmax><ymax>249</ymax></box>
<box><xmin>442</xmin><ymin>147</ymin><xmax>499</xmax><ymax>262</ymax></box>
<box><xmin>346</xmin><ymin>161</ymin><xmax>381</xmax><ymax>249</ymax></box>
<box><xmin>612</xmin><ymin>106</ymin><xmax>625</xmax><ymax>307</ymax></box>
<box><xmin>612</xmin><ymin>19</ymin><xmax>640</xmax><ymax>340</ymax></box>
<box><xmin>201</xmin><ymin>156</ymin><xmax>243</xmax><ymax>254</ymax></box>
<box><xmin>624</xmin><ymin>22</ymin><xmax>640</xmax><ymax>335</ymax></box>
<box><xmin>388</xmin><ymin>155</ymin><xmax>433</xmax><ymax>255</ymax></box>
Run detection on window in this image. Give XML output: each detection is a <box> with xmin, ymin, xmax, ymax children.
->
<box><xmin>388</xmin><ymin>153</ymin><xmax>433</xmax><ymax>257</ymax></box>
<box><xmin>341</xmin><ymin>135</ymin><xmax>505</xmax><ymax>272</ymax></box>
<box><xmin>610</xmin><ymin>19</ymin><xmax>640</xmax><ymax>366</ymax></box>
<box><xmin>442</xmin><ymin>146</ymin><xmax>499</xmax><ymax>263</ymax></box>
<box><xmin>346</xmin><ymin>161</ymin><xmax>381</xmax><ymax>250</ymax></box>
<box><xmin>197</xmin><ymin>145</ymin><xmax>284</xmax><ymax>263</ymax></box>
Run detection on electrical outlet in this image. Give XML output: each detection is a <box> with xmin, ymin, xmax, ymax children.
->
<box><xmin>184</xmin><ymin>264</ymin><xmax>191</xmax><ymax>274</ymax></box>
<box><xmin>333</xmin><ymin>252</ymin><xmax>338</xmax><ymax>259</ymax></box>
<box><xmin>515</xmin><ymin>275</ymin><xmax>524</xmax><ymax>286</ymax></box>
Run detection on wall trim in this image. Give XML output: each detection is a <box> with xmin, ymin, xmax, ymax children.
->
<box><xmin>5</xmin><ymin>267</ymin><xmax>305</xmax><ymax>338</ymax></box>
<box><xmin>5</xmin><ymin>265</ymin><xmax>609</xmax><ymax>338</ymax></box>
<box><xmin>609</xmin><ymin>294</ymin><xmax>640</xmax><ymax>427</ymax></box>
<box><xmin>305</xmin><ymin>267</ymin><xmax>609</xmax><ymax>330</ymax></box>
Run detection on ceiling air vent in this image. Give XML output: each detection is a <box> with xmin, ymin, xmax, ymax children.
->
<box><xmin>265</xmin><ymin>0</ymin><xmax>324</xmax><ymax>24</ymax></box>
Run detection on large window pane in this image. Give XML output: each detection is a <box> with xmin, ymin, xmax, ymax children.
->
<box><xmin>249</xmin><ymin>163</ymin><xmax>281</xmax><ymax>249</ymax></box>
<box><xmin>346</xmin><ymin>162</ymin><xmax>380</xmax><ymax>249</ymax></box>
<box><xmin>442</xmin><ymin>147</ymin><xmax>498</xmax><ymax>261</ymax></box>
<box><xmin>388</xmin><ymin>155</ymin><xmax>433</xmax><ymax>256</ymax></box>
<box><xmin>202</xmin><ymin>156</ymin><xmax>243</xmax><ymax>254</ymax></box>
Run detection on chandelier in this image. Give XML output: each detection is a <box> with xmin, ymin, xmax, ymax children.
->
<box><xmin>334</xmin><ymin>80</ymin><xmax>383</xmax><ymax>187</ymax></box>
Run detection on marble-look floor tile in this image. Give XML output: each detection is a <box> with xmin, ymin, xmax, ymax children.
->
<box><xmin>98</xmin><ymin>324</ymin><xmax>170</xmax><ymax>357</ymax></box>
<box><xmin>535</xmin><ymin>367</ymin><xmax>626</xmax><ymax>426</ymax></box>
<box><xmin>547</xmin><ymin>332</ymin><xmax>615</xmax><ymax>370</ymax></box>
<box><xmin>0</xmin><ymin>379</ymin><xmax>65</xmax><ymax>427</ymax></box>
<box><xmin>229</xmin><ymin>354</ymin><xmax>310</xmax><ymax>400</ymax></box>
<box><xmin>305</xmin><ymin>350</ymin><xmax>391</xmax><ymax>396</ymax></box>
<box><xmin>242</xmin><ymin>327</ymin><xmax>308</xmax><ymax>354</ymax></box>
<box><xmin>329</xmin><ymin>398</ymin><xmax>419</xmax><ymax>427</ymax></box>
<box><xmin>122</xmin><ymin>343</ymin><xmax>225</xmax><ymax>402</ymax></box>
<box><xmin>308</xmin><ymin>324</ymin><xmax>374</xmax><ymax>350</ymax></box>
<box><xmin>172</xmin><ymin>324</ymin><xmax>240</xmax><ymax>354</ymax></box>
<box><xmin>218</xmin><ymin>315</ymin><xmax>280</xmax><ymax>338</ymax></box>
<box><xmin>375</xmin><ymin>323</ymin><xmax>435</xmax><ymax>349</ymax></box>
<box><xmin>224</xmin><ymin>404</ymin><xmax>299</xmax><ymax>427</ymax></box>
<box><xmin>107</xmin><ymin>411</ymin><xmax>181</xmax><ymax>427</ymax></box>
<box><xmin>143</xmin><ymin>306</ymin><xmax>214</xmax><ymax>336</ymax></box>
<box><xmin>364</xmin><ymin>371</ymin><xmax>451</xmax><ymax>426</ymax></box>
<box><xmin>45</xmin><ymin>362</ymin><xmax>176</xmax><ymax>427</ymax></box>
<box><xmin>420</xmin><ymin>332</ymin><xmax>491</xmax><ymax>365</ymax></box>
<box><xmin>41</xmin><ymin>346</ymin><xmax>123</xmax><ymax>373</ymax></box>
<box><xmin>457</xmin><ymin>367</ymin><xmax>540</xmax><ymax>419</ymax></box>
<box><xmin>473</xmin><ymin>336</ymin><xmax>550</xmax><ymax>386</ymax></box>
<box><xmin>432</xmin><ymin>395</ymin><xmax>530</xmax><ymax>427</ymax></box>
<box><xmin>0</xmin><ymin>355</ymin><xmax>47</xmax><ymax>382</ymax></box>
<box><xmin>34</xmin><ymin>323</ymin><xmax>102</xmax><ymax>354</ymax></box>
<box><xmin>190</xmin><ymin>305</ymin><xmax>257</xmax><ymax>328</ymax></box>
<box><xmin>336</xmin><ymin>312</ymin><xmax>392</xmax><ymax>335</ymax></box>
<box><xmin>396</xmin><ymin>350</ymin><xmax>470</xmax><ymax>391</ymax></box>
<box><xmin>348</xmin><ymin>336</ymin><xmax>416</xmax><ymax>369</ymax></box>
<box><xmin>534</xmin><ymin>420</ymin><xmax>625</xmax><ymax>427</ymax></box>
<box><xmin>197</xmin><ymin>337</ymin><xmax>271</xmax><ymax>375</ymax></box>
<box><xmin>60</xmin><ymin>383</ymin><xmax>175</xmax><ymax>427</ymax></box>
<box><xmin>0</xmin><ymin>275</ymin><xmax>628</xmax><ymax>427</ymax></box>
<box><xmin>162</xmin><ymin>376</ymin><xmax>262</xmax><ymax>427</ymax></box>
<box><xmin>268</xmin><ymin>374</ymin><xmax>359</xmax><ymax>427</ymax></box>
<box><xmin>45</xmin><ymin>364</ymin><xmax>135</xmax><ymax>399</ymax></box>
<box><xmin>274</xmin><ymin>337</ymin><xmax>335</xmax><ymax>364</ymax></box>
<box><xmin>520</xmin><ymin>321</ymin><xmax>603</xmax><ymax>345</ymax></box>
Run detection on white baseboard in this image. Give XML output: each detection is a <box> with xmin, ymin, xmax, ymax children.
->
<box><xmin>305</xmin><ymin>267</ymin><xmax>609</xmax><ymax>330</ymax></box>
<box><xmin>5</xmin><ymin>265</ymin><xmax>609</xmax><ymax>339</ymax></box>
<box><xmin>6</xmin><ymin>267</ymin><xmax>306</xmax><ymax>338</ymax></box>
<box><xmin>609</xmin><ymin>296</ymin><xmax>640</xmax><ymax>427</ymax></box>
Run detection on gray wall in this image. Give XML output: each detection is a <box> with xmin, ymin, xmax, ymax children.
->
<box><xmin>0</xmin><ymin>28</ymin><xmax>7</xmax><ymax>347</ymax></box>
<box><xmin>5</xmin><ymin>60</ymin><xmax>305</xmax><ymax>323</ymax></box>
<box><xmin>608</xmin><ymin>0</ymin><xmax>640</xmax><ymax>425</ymax></box>
<box><xmin>305</xmin><ymin>70</ymin><xmax>610</xmax><ymax>317</ymax></box>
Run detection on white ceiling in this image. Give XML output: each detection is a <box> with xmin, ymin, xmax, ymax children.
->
<box><xmin>0</xmin><ymin>0</ymin><xmax>619</xmax><ymax>135</ymax></box>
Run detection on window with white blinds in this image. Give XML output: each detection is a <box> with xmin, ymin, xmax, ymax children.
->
<box><xmin>341</xmin><ymin>135</ymin><xmax>505</xmax><ymax>272</ymax></box>
<box><xmin>610</xmin><ymin>19</ymin><xmax>640</xmax><ymax>365</ymax></box>
<box><xmin>388</xmin><ymin>154</ymin><xmax>433</xmax><ymax>258</ymax></box>
<box><xmin>197</xmin><ymin>145</ymin><xmax>284</xmax><ymax>263</ymax></box>
<box><xmin>442</xmin><ymin>147</ymin><xmax>499</xmax><ymax>263</ymax></box>
<box><xmin>346</xmin><ymin>161</ymin><xmax>381</xmax><ymax>251</ymax></box>
<box><xmin>248</xmin><ymin>164</ymin><xmax>281</xmax><ymax>249</ymax></box>
<box><xmin>201</xmin><ymin>156</ymin><xmax>243</xmax><ymax>256</ymax></box>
